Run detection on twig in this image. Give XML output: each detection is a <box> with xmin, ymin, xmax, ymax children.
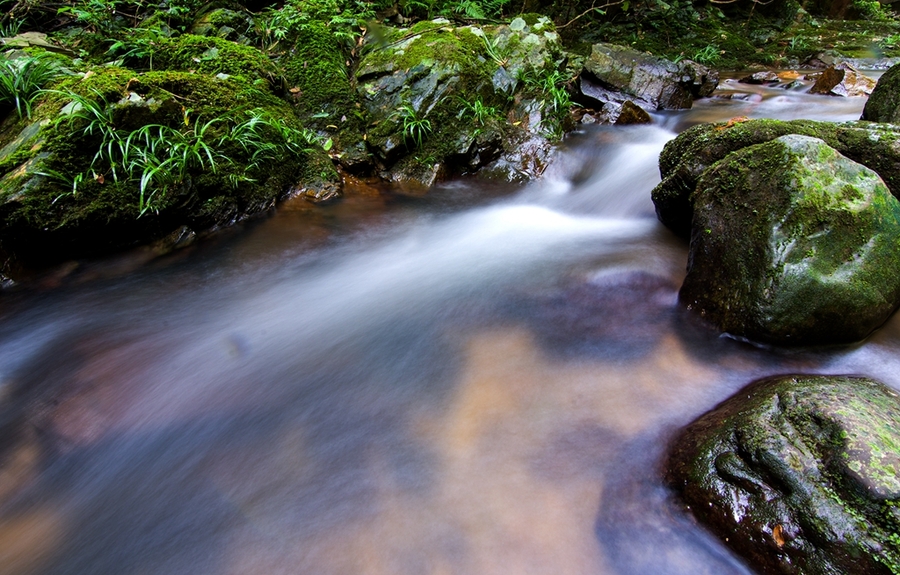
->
<box><xmin>558</xmin><ymin>0</ymin><xmax>627</xmax><ymax>29</ymax></box>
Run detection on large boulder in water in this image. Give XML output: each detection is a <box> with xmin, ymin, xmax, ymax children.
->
<box><xmin>667</xmin><ymin>374</ymin><xmax>900</xmax><ymax>575</ymax></box>
<box><xmin>862</xmin><ymin>62</ymin><xmax>900</xmax><ymax>123</ymax></box>
<box><xmin>652</xmin><ymin>119</ymin><xmax>900</xmax><ymax>238</ymax></box>
<box><xmin>681</xmin><ymin>134</ymin><xmax>900</xmax><ymax>345</ymax></box>
<box><xmin>576</xmin><ymin>43</ymin><xmax>718</xmax><ymax>113</ymax></box>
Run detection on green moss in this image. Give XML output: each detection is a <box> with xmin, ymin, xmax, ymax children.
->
<box><xmin>281</xmin><ymin>21</ymin><xmax>355</xmax><ymax>118</ymax></box>
<box><xmin>153</xmin><ymin>35</ymin><xmax>281</xmax><ymax>84</ymax></box>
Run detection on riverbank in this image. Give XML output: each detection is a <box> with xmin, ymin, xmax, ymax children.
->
<box><xmin>0</xmin><ymin>0</ymin><xmax>897</xmax><ymax>275</ymax></box>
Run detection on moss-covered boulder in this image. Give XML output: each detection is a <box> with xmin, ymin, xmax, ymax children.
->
<box><xmin>862</xmin><ymin>62</ymin><xmax>900</xmax><ymax>123</ymax></box>
<box><xmin>577</xmin><ymin>43</ymin><xmax>718</xmax><ymax>112</ymax></box>
<box><xmin>652</xmin><ymin>119</ymin><xmax>900</xmax><ymax>238</ymax></box>
<box><xmin>667</xmin><ymin>374</ymin><xmax>900</xmax><ymax>575</ymax></box>
<box><xmin>681</xmin><ymin>135</ymin><xmax>900</xmax><ymax>345</ymax></box>
<box><xmin>279</xmin><ymin>20</ymin><xmax>367</xmax><ymax>170</ymax></box>
<box><xmin>355</xmin><ymin>17</ymin><xmax>566</xmax><ymax>184</ymax></box>
<box><xmin>0</xmin><ymin>64</ymin><xmax>336</xmax><ymax>269</ymax></box>
<box><xmin>189</xmin><ymin>7</ymin><xmax>255</xmax><ymax>43</ymax></box>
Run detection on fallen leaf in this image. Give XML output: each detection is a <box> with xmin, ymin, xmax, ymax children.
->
<box><xmin>773</xmin><ymin>524</ymin><xmax>786</xmax><ymax>548</ymax></box>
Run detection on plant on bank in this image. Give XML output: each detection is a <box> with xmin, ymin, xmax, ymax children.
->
<box><xmin>518</xmin><ymin>66</ymin><xmax>573</xmax><ymax>139</ymax></box>
<box><xmin>0</xmin><ymin>55</ymin><xmax>64</xmax><ymax>119</ymax></box>
<box><xmin>46</xmin><ymin>91</ymin><xmax>322</xmax><ymax>215</ymax></box>
<box><xmin>254</xmin><ymin>0</ymin><xmax>379</xmax><ymax>52</ymax></box>
<box><xmin>457</xmin><ymin>96</ymin><xmax>500</xmax><ymax>127</ymax></box>
<box><xmin>394</xmin><ymin>101</ymin><xmax>432</xmax><ymax>150</ymax></box>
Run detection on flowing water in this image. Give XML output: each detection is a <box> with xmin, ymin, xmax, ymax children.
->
<box><xmin>0</xmin><ymin>78</ymin><xmax>897</xmax><ymax>575</ymax></box>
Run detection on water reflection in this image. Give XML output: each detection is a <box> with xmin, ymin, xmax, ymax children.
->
<box><xmin>0</xmin><ymin>83</ymin><xmax>883</xmax><ymax>575</ymax></box>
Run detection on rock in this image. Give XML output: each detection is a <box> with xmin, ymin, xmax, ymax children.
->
<box><xmin>739</xmin><ymin>71</ymin><xmax>780</xmax><ymax>84</ymax></box>
<box><xmin>0</xmin><ymin>120</ymin><xmax>48</xmax><ymax>164</ymax></box>
<box><xmin>189</xmin><ymin>8</ymin><xmax>254</xmax><ymax>43</ymax></box>
<box><xmin>0</xmin><ymin>32</ymin><xmax>75</xmax><ymax>56</ymax></box>
<box><xmin>478</xmin><ymin>97</ymin><xmax>553</xmax><ymax>182</ymax></box>
<box><xmin>577</xmin><ymin>43</ymin><xmax>718</xmax><ymax>112</ymax></box>
<box><xmin>667</xmin><ymin>374</ymin><xmax>900</xmax><ymax>575</ymax></box>
<box><xmin>652</xmin><ymin>119</ymin><xmax>900</xmax><ymax>238</ymax></box>
<box><xmin>0</xmin><ymin>65</ymin><xmax>340</xmax><ymax>270</ymax></box>
<box><xmin>862</xmin><ymin>62</ymin><xmax>900</xmax><ymax>123</ymax></box>
<box><xmin>808</xmin><ymin>63</ymin><xmax>875</xmax><ymax>97</ymax></box>
<box><xmin>356</xmin><ymin>18</ymin><xmax>565</xmax><ymax>183</ymax></box>
<box><xmin>614</xmin><ymin>100</ymin><xmax>652</xmax><ymax>125</ymax></box>
<box><xmin>681</xmin><ymin>135</ymin><xmax>900</xmax><ymax>345</ymax></box>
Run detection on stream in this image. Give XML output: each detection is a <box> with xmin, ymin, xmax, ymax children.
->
<box><xmin>0</xmin><ymin>76</ymin><xmax>897</xmax><ymax>575</ymax></box>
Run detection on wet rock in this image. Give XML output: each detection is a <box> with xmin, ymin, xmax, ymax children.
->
<box><xmin>578</xmin><ymin>43</ymin><xmax>718</xmax><ymax>112</ymax></box>
<box><xmin>862</xmin><ymin>62</ymin><xmax>900</xmax><ymax>123</ymax></box>
<box><xmin>356</xmin><ymin>18</ymin><xmax>565</xmax><ymax>183</ymax></box>
<box><xmin>150</xmin><ymin>225</ymin><xmax>196</xmax><ymax>254</ymax></box>
<box><xmin>614</xmin><ymin>100</ymin><xmax>652</xmax><ymax>125</ymax></box>
<box><xmin>478</xmin><ymin>97</ymin><xmax>553</xmax><ymax>182</ymax></box>
<box><xmin>808</xmin><ymin>63</ymin><xmax>875</xmax><ymax>97</ymax></box>
<box><xmin>652</xmin><ymin>119</ymin><xmax>900</xmax><ymax>238</ymax></box>
<box><xmin>739</xmin><ymin>71</ymin><xmax>780</xmax><ymax>85</ymax></box>
<box><xmin>667</xmin><ymin>374</ymin><xmax>900</xmax><ymax>575</ymax></box>
<box><xmin>681</xmin><ymin>135</ymin><xmax>900</xmax><ymax>345</ymax></box>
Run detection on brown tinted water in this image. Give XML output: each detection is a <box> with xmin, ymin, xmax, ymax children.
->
<box><xmin>0</xmin><ymin>79</ymin><xmax>892</xmax><ymax>575</ymax></box>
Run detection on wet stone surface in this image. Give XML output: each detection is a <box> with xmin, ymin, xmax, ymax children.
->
<box><xmin>667</xmin><ymin>374</ymin><xmax>900</xmax><ymax>575</ymax></box>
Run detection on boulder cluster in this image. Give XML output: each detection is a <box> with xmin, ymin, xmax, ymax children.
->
<box><xmin>659</xmin><ymin>66</ymin><xmax>900</xmax><ymax>575</ymax></box>
<box><xmin>0</xmin><ymin>14</ymin><xmax>716</xmax><ymax>271</ymax></box>
<box><xmin>653</xmin><ymin>69</ymin><xmax>900</xmax><ymax>347</ymax></box>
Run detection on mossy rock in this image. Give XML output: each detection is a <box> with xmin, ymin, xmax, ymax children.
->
<box><xmin>862</xmin><ymin>63</ymin><xmax>900</xmax><ymax>123</ymax></box>
<box><xmin>681</xmin><ymin>135</ymin><xmax>900</xmax><ymax>345</ymax></box>
<box><xmin>355</xmin><ymin>18</ymin><xmax>565</xmax><ymax>183</ymax></box>
<box><xmin>153</xmin><ymin>35</ymin><xmax>281</xmax><ymax>85</ymax></box>
<box><xmin>667</xmin><ymin>374</ymin><xmax>900</xmax><ymax>575</ymax></box>
<box><xmin>279</xmin><ymin>20</ymin><xmax>365</xmax><ymax>164</ymax></box>
<box><xmin>189</xmin><ymin>7</ymin><xmax>255</xmax><ymax>43</ymax></box>
<box><xmin>652</xmin><ymin>119</ymin><xmax>900</xmax><ymax>238</ymax></box>
<box><xmin>0</xmin><ymin>66</ymin><xmax>337</xmax><ymax>268</ymax></box>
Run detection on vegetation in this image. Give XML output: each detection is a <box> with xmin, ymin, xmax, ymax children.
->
<box><xmin>394</xmin><ymin>102</ymin><xmax>431</xmax><ymax>150</ymax></box>
<box><xmin>0</xmin><ymin>0</ymin><xmax>896</xmax><ymax>268</ymax></box>
<box><xmin>45</xmin><ymin>90</ymin><xmax>322</xmax><ymax>215</ymax></box>
<box><xmin>0</xmin><ymin>54</ymin><xmax>64</xmax><ymax>119</ymax></box>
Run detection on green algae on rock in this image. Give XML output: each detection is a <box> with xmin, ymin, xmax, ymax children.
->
<box><xmin>667</xmin><ymin>374</ymin><xmax>900</xmax><ymax>575</ymax></box>
<box><xmin>652</xmin><ymin>119</ymin><xmax>900</xmax><ymax>238</ymax></box>
<box><xmin>681</xmin><ymin>135</ymin><xmax>900</xmax><ymax>346</ymax></box>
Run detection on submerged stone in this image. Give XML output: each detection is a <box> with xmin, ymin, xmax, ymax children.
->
<box><xmin>681</xmin><ymin>135</ymin><xmax>900</xmax><ymax>345</ymax></box>
<box><xmin>667</xmin><ymin>374</ymin><xmax>900</xmax><ymax>575</ymax></box>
